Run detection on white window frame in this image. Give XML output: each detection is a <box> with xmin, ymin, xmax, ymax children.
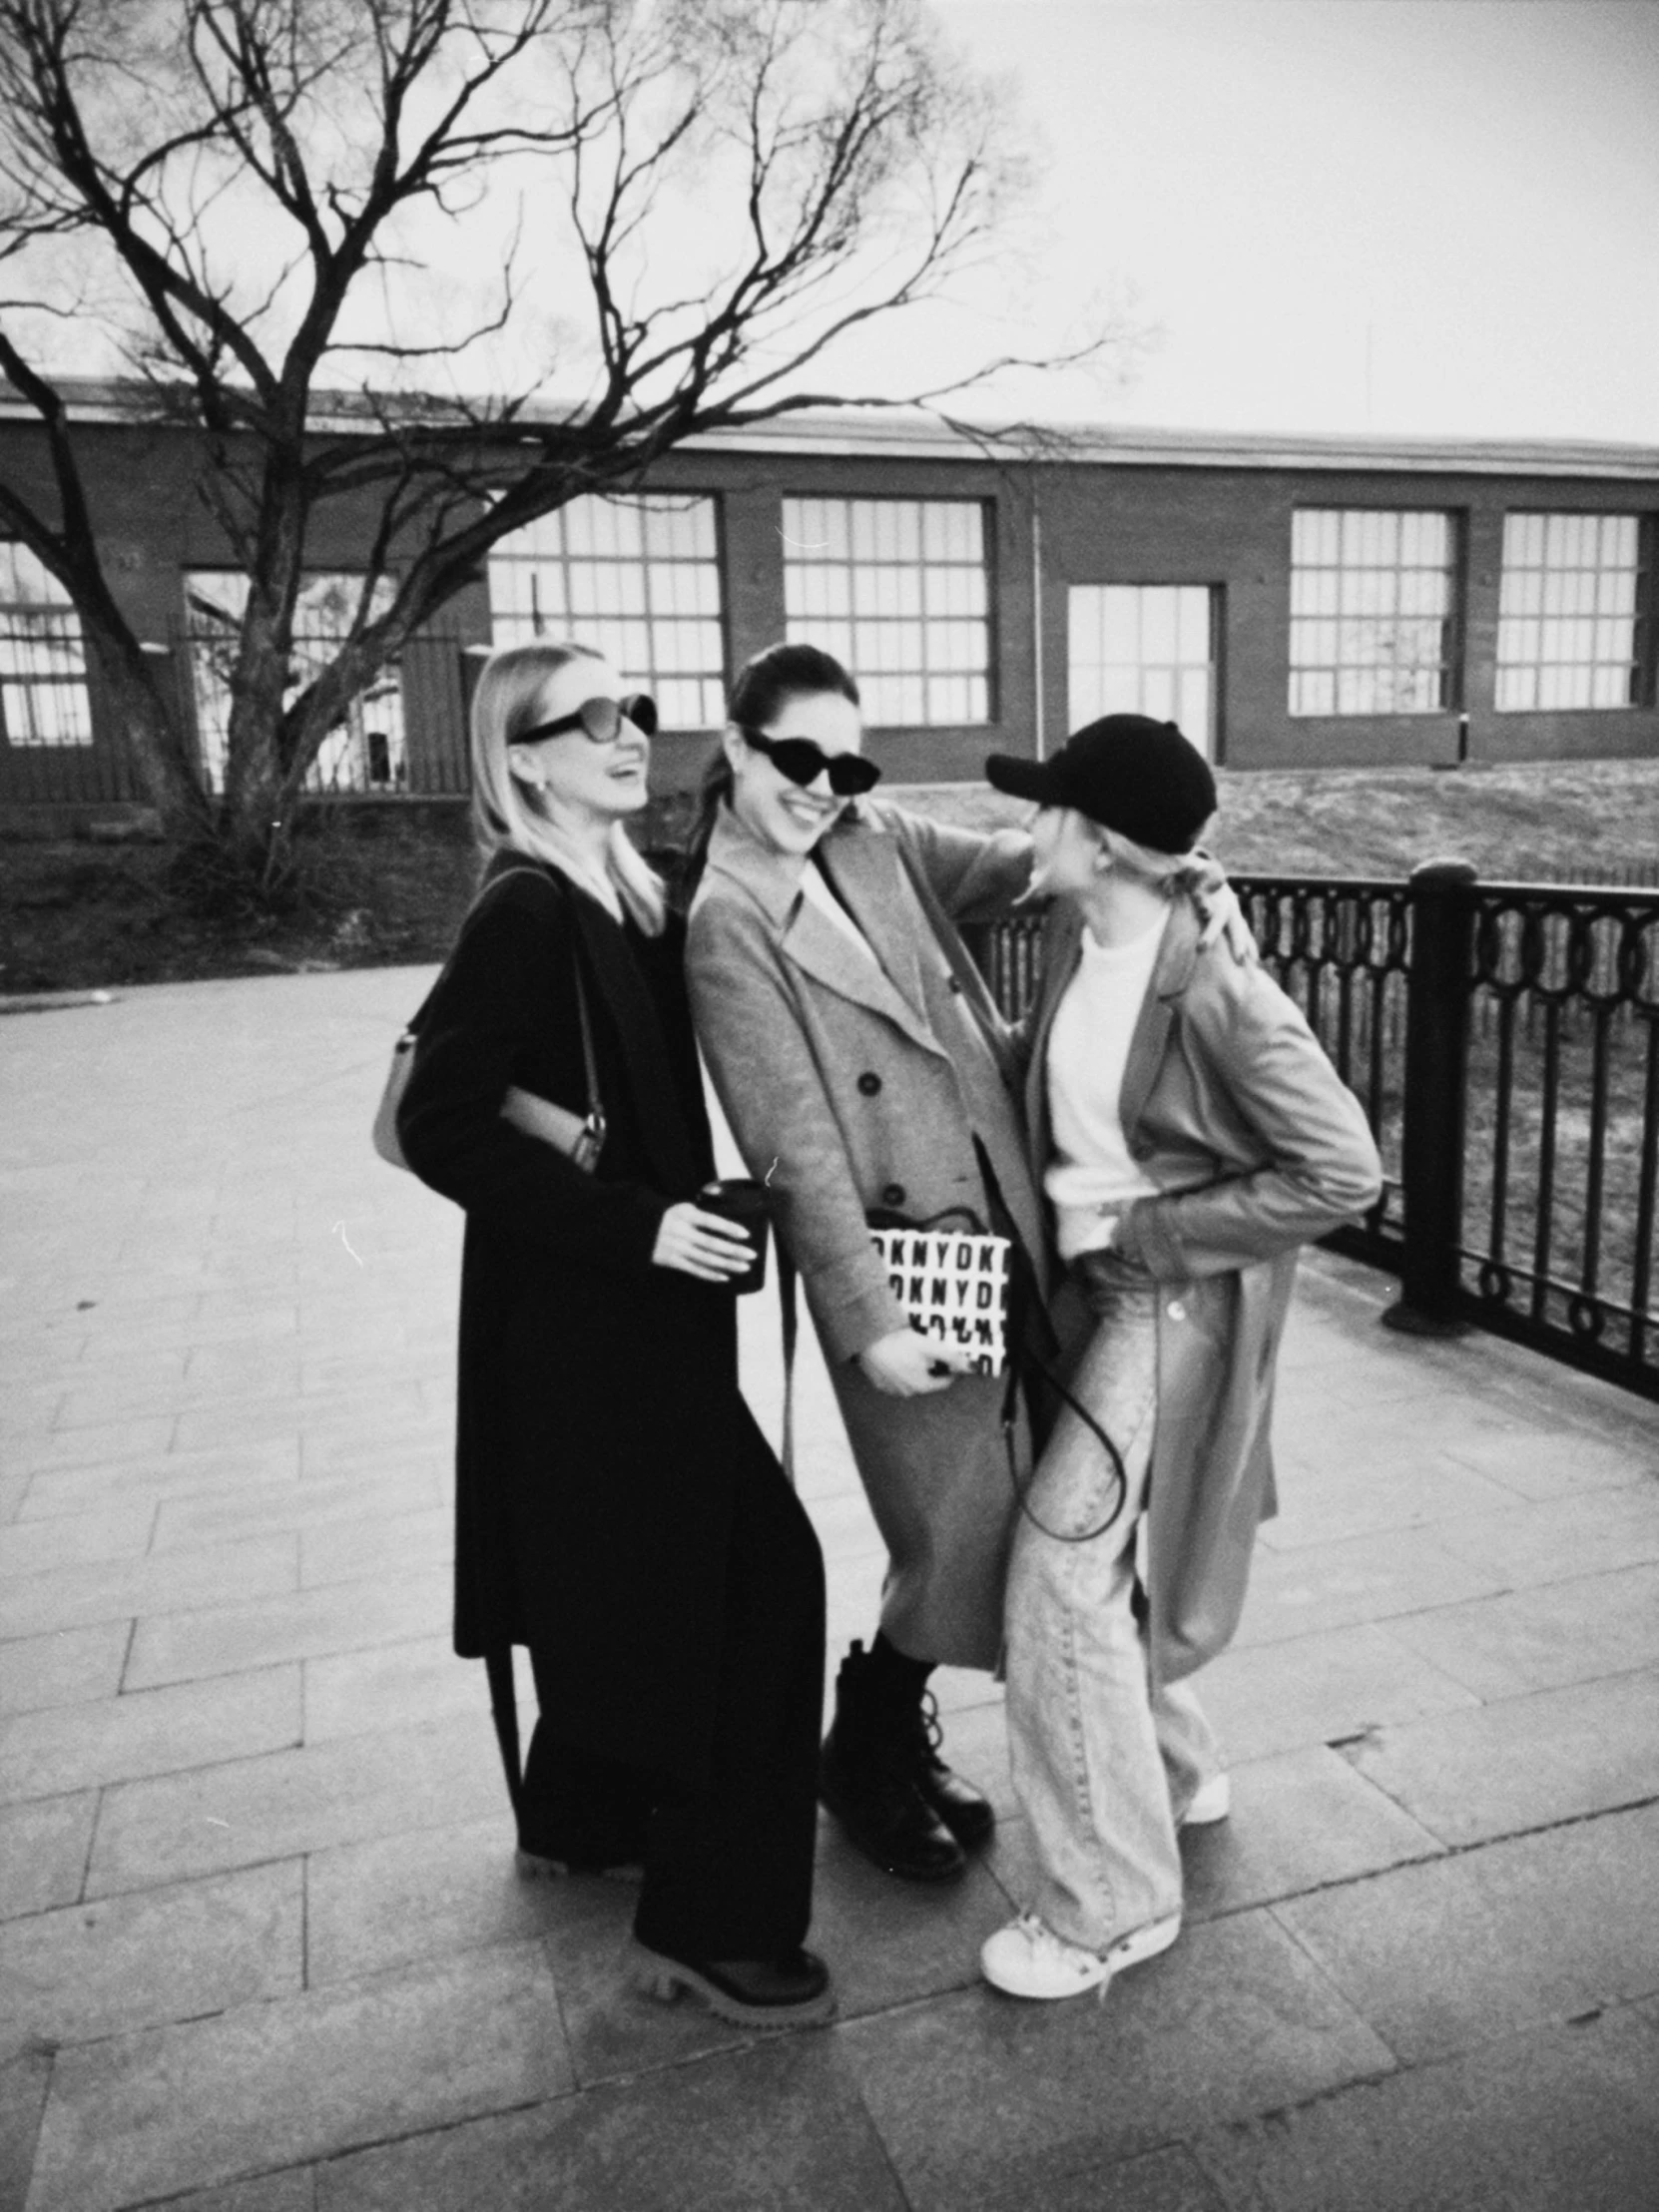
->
<box><xmin>0</xmin><ymin>542</ymin><xmax>94</xmax><ymax>748</ymax></box>
<box><xmin>782</xmin><ymin>496</ymin><xmax>992</xmax><ymax>728</ymax></box>
<box><xmin>1068</xmin><ymin>584</ymin><xmax>1217</xmax><ymax>758</ymax></box>
<box><xmin>487</xmin><ymin>493</ymin><xmax>727</xmax><ymax>732</ymax></box>
<box><xmin>1289</xmin><ymin>508</ymin><xmax>1456</xmax><ymax>718</ymax></box>
<box><xmin>1495</xmin><ymin>512</ymin><xmax>1648</xmax><ymax>713</ymax></box>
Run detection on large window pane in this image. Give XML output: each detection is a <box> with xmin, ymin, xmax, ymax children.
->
<box><xmin>489</xmin><ymin>494</ymin><xmax>726</xmax><ymax>730</ymax></box>
<box><xmin>0</xmin><ymin>543</ymin><xmax>93</xmax><ymax>747</ymax></box>
<box><xmin>1288</xmin><ymin>508</ymin><xmax>1455</xmax><ymax>717</ymax></box>
<box><xmin>1496</xmin><ymin>511</ymin><xmax>1647</xmax><ymax>712</ymax></box>
<box><xmin>1068</xmin><ymin>584</ymin><xmax>1217</xmax><ymax>758</ymax></box>
<box><xmin>782</xmin><ymin>497</ymin><xmax>992</xmax><ymax>727</ymax></box>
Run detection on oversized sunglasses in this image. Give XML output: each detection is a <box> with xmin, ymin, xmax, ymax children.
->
<box><xmin>740</xmin><ymin>725</ymin><xmax>881</xmax><ymax>797</ymax></box>
<box><xmin>511</xmin><ymin>693</ymin><xmax>658</xmax><ymax>747</ymax></box>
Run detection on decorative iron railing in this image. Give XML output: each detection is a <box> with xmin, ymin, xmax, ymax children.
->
<box><xmin>970</xmin><ymin>863</ymin><xmax>1659</xmax><ymax>1402</ymax></box>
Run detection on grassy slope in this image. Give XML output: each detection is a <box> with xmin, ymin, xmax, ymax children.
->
<box><xmin>2</xmin><ymin>758</ymin><xmax>1655</xmax><ymax>993</ymax></box>
<box><xmin>891</xmin><ymin>757</ymin><xmax>1659</xmax><ymax>884</ymax></box>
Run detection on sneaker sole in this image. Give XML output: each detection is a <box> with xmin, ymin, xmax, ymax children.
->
<box><xmin>1179</xmin><ymin>1777</ymin><xmax>1232</xmax><ymax>1828</ymax></box>
<box><xmin>1106</xmin><ymin>1913</ymin><xmax>1182</xmax><ymax>1972</ymax></box>
<box><xmin>981</xmin><ymin>1913</ymin><xmax>1182</xmax><ymax>2001</ymax></box>
<box><xmin>628</xmin><ymin>1942</ymin><xmax>836</xmax><ymax>2030</ymax></box>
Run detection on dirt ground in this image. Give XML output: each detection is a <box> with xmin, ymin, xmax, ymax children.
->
<box><xmin>3</xmin><ymin>757</ymin><xmax>1656</xmax><ymax>994</ymax></box>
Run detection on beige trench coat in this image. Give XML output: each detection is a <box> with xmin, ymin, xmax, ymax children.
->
<box><xmin>688</xmin><ymin>801</ymin><xmax>1046</xmax><ymax>1669</ymax></box>
<box><xmin>1024</xmin><ymin>897</ymin><xmax>1384</xmax><ymax>1684</ymax></box>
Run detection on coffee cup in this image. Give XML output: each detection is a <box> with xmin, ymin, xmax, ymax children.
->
<box><xmin>698</xmin><ymin>1178</ymin><xmax>772</xmax><ymax>1296</ymax></box>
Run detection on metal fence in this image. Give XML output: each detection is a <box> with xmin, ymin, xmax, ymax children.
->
<box><xmin>971</xmin><ymin>863</ymin><xmax>1659</xmax><ymax>1402</ymax></box>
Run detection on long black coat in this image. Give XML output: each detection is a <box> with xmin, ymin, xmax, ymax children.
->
<box><xmin>397</xmin><ymin>855</ymin><xmax>776</xmax><ymax>1787</ymax></box>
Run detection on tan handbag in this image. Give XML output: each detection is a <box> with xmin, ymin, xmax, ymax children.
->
<box><xmin>373</xmin><ymin>872</ymin><xmax>606</xmax><ymax>1175</ymax></box>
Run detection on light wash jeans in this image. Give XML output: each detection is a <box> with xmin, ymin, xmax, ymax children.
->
<box><xmin>1004</xmin><ymin>1250</ymin><xmax>1222</xmax><ymax>1953</ymax></box>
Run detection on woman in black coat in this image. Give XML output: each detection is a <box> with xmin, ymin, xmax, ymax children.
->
<box><xmin>396</xmin><ymin>639</ymin><xmax>830</xmax><ymax>2029</ymax></box>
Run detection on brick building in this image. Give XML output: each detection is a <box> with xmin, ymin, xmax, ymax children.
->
<box><xmin>2</xmin><ymin>386</ymin><xmax>1655</xmax><ymax>826</ymax></box>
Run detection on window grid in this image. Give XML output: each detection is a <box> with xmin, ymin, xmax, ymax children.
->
<box><xmin>1289</xmin><ymin>508</ymin><xmax>1456</xmax><ymax>717</ymax></box>
<box><xmin>0</xmin><ymin>542</ymin><xmax>93</xmax><ymax>748</ymax></box>
<box><xmin>185</xmin><ymin>573</ymin><xmax>405</xmax><ymax>794</ymax></box>
<box><xmin>489</xmin><ymin>494</ymin><xmax>726</xmax><ymax>731</ymax></box>
<box><xmin>1068</xmin><ymin>585</ymin><xmax>1217</xmax><ymax>758</ymax></box>
<box><xmin>1495</xmin><ymin>512</ymin><xmax>1648</xmax><ymax>712</ymax></box>
<box><xmin>782</xmin><ymin>496</ymin><xmax>992</xmax><ymax>727</ymax></box>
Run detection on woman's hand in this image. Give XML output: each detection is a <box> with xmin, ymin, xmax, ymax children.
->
<box><xmin>651</xmin><ymin>1203</ymin><xmax>756</xmax><ymax>1282</ymax></box>
<box><xmin>1188</xmin><ymin>858</ymin><xmax>1259</xmax><ymax>966</ymax></box>
<box><xmin>857</xmin><ymin>1330</ymin><xmax>979</xmax><ymax>1396</ymax></box>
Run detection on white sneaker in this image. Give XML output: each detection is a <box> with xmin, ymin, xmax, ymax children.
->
<box><xmin>980</xmin><ymin>1910</ymin><xmax>1181</xmax><ymax>2000</ymax></box>
<box><xmin>1180</xmin><ymin>1773</ymin><xmax>1232</xmax><ymax>1827</ymax></box>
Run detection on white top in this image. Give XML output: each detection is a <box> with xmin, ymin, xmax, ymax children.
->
<box><xmin>800</xmin><ymin>855</ymin><xmax>878</xmax><ymax>961</ymax></box>
<box><xmin>1045</xmin><ymin>913</ymin><xmax>1166</xmax><ymax>1260</ymax></box>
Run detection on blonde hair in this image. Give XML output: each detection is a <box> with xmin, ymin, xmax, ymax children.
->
<box><xmin>469</xmin><ymin>640</ymin><xmax>665</xmax><ymax>934</ymax></box>
<box><xmin>1095</xmin><ymin>820</ymin><xmax>1218</xmax><ymax>896</ymax></box>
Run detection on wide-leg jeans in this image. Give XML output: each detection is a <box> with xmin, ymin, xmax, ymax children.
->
<box><xmin>1004</xmin><ymin>1250</ymin><xmax>1222</xmax><ymax>1953</ymax></box>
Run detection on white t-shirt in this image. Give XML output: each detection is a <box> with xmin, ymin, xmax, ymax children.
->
<box><xmin>1045</xmin><ymin>914</ymin><xmax>1166</xmax><ymax>1259</ymax></box>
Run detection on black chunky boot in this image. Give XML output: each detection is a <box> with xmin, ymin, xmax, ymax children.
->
<box><xmin>905</xmin><ymin>1690</ymin><xmax>995</xmax><ymax>1850</ymax></box>
<box><xmin>819</xmin><ymin>1642</ymin><xmax>966</xmax><ymax>1882</ymax></box>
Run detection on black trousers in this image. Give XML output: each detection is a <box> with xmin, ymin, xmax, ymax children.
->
<box><xmin>523</xmin><ymin>1449</ymin><xmax>826</xmax><ymax>1958</ymax></box>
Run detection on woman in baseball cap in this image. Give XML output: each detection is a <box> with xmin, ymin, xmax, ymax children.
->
<box><xmin>977</xmin><ymin>715</ymin><xmax>1382</xmax><ymax>2002</ymax></box>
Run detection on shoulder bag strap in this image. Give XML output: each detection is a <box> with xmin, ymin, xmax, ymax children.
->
<box><xmin>569</xmin><ymin>931</ymin><xmax>606</xmax><ymax>1146</ymax></box>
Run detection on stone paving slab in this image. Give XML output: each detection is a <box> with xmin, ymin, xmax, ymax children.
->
<box><xmin>24</xmin><ymin>1941</ymin><xmax>570</xmax><ymax>2212</ymax></box>
<box><xmin>1272</xmin><ymin>1800</ymin><xmax>1659</xmax><ymax>2065</ymax></box>
<box><xmin>3</xmin><ymin>970</ymin><xmax>1659</xmax><ymax>2212</ymax></box>
<box><xmin>835</xmin><ymin>1914</ymin><xmax>1396</xmax><ymax>2211</ymax></box>
<box><xmin>0</xmin><ymin>1859</ymin><xmax>303</xmax><ymax>2063</ymax></box>
<box><xmin>1341</xmin><ymin>1665</ymin><xmax>1659</xmax><ymax>1847</ymax></box>
<box><xmin>1188</xmin><ymin>2003</ymin><xmax>1659</xmax><ymax>2211</ymax></box>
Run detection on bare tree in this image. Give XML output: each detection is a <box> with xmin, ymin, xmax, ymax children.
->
<box><xmin>0</xmin><ymin>0</ymin><xmax>1101</xmax><ymax>889</ymax></box>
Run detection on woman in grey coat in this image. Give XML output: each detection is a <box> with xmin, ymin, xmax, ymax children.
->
<box><xmin>975</xmin><ymin>714</ymin><xmax>1383</xmax><ymax>2003</ymax></box>
<box><xmin>685</xmin><ymin>642</ymin><xmax>1044</xmax><ymax>1885</ymax></box>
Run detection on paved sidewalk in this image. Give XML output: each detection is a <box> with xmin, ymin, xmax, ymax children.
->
<box><xmin>2</xmin><ymin>967</ymin><xmax>1658</xmax><ymax>2212</ymax></box>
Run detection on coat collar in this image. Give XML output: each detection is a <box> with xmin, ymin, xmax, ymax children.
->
<box><xmin>1025</xmin><ymin>894</ymin><xmax>1203</xmax><ymax>1153</ymax></box>
<box><xmin>702</xmin><ymin>804</ymin><xmax>943</xmax><ymax>1056</ymax></box>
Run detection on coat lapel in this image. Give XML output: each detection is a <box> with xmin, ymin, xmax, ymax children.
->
<box><xmin>703</xmin><ymin>807</ymin><xmax>944</xmax><ymax>1057</ymax></box>
<box><xmin>1117</xmin><ymin>901</ymin><xmax>1199</xmax><ymax>1145</ymax></box>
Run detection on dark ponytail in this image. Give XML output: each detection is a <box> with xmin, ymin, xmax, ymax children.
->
<box><xmin>677</xmin><ymin>641</ymin><xmax>861</xmax><ymax>900</ymax></box>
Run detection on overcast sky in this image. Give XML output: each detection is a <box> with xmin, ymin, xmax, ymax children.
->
<box><xmin>901</xmin><ymin>0</ymin><xmax>1659</xmax><ymax>444</ymax></box>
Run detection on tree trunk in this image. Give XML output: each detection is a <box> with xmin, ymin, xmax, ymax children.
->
<box><xmin>86</xmin><ymin>631</ymin><xmax>215</xmax><ymax>847</ymax></box>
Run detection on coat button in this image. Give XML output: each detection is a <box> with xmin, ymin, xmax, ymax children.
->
<box><xmin>946</xmin><ymin>976</ymin><xmax>963</xmax><ymax>994</ymax></box>
<box><xmin>857</xmin><ymin>1072</ymin><xmax>882</xmax><ymax>1096</ymax></box>
<box><xmin>1167</xmin><ymin>1300</ymin><xmax>1187</xmax><ymax>1322</ymax></box>
<box><xmin>881</xmin><ymin>1183</ymin><xmax>906</xmax><ymax>1208</ymax></box>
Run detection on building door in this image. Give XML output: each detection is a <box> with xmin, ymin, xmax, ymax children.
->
<box><xmin>1067</xmin><ymin>585</ymin><xmax>1218</xmax><ymax>758</ymax></box>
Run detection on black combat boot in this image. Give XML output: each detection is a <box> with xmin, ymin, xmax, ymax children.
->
<box><xmin>819</xmin><ymin>1642</ymin><xmax>966</xmax><ymax>1882</ymax></box>
<box><xmin>903</xmin><ymin>1689</ymin><xmax>995</xmax><ymax>1850</ymax></box>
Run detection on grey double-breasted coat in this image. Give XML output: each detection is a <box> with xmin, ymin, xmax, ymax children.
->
<box><xmin>688</xmin><ymin>802</ymin><xmax>1045</xmax><ymax>1669</ymax></box>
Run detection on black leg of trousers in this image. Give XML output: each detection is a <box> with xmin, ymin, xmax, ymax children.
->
<box><xmin>632</xmin><ymin>1445</ymin><xmax>827</xmax><ymax>1962</ymax></box>
<box><xmin>521</xmin><ymin>1657</ymin><xmax>658</xmax><ymax>1864</ymax></box>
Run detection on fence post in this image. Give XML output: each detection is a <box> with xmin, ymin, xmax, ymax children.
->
<box><xmin>1383</xmin><ymin>857</ymin><xmax>1477</xmax><ymax>1338</ymax></box>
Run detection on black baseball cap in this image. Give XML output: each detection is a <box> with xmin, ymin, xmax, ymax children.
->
<box><xmin>985</xmin><ymin>714</ymin><xmax>1217</xmax><ymax>854</ymax></box>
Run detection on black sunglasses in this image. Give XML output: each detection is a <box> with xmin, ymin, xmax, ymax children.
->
<box><xmin>511</xmin><ymin>693</ymin><xmax>658</xmax><ymax>747</ymax></box>
<box><xmin>740</xmin><ymin>725</ymin><xmax>881</xmax><ymax>797</ymax></box>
